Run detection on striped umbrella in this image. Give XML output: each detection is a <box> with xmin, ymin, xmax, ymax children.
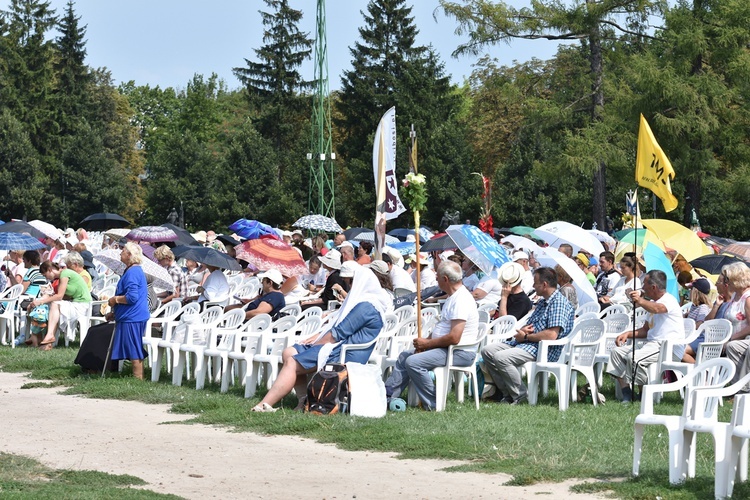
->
<box><xmin>235</xmin><ymin>236</ymin><xmax>307</xmax><ymax>277</ymax></box>
<box><xmin>0</xmin><ymin>232</ymin><xmax>46</xmax><ymax>251</ymax></box>
<box><xmin>126</xmin><ymin>226</ymin><xmax>178</xmax><ymax>243</ymax></box>
<box><xmin>293</xmin><ymin>214</ymin><xmax>342</xmax><ymax>233</ymax></box>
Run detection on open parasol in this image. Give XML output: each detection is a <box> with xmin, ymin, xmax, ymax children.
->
<box><xmin>0</xmin><ymin>232</ymin><xmax>46</xmax><ymax>251</ymax></box>
<box><xmin>93</xmin><ymin>249</ymin><xmax>174</xmax><ymax>291</ymax></box>
<box><xmin>235</xmin><ymin>236</ymin><xmax>307</xmax><ymax>277</ymax></box>
<box><xmin>172</xmin><ymin>245</ymin><xmax>241</xmax><ymax>271</ymax></box>
<box><xmin>28</xmin><ymin>220</ymin><xmax>62</xmax><ymax>240</ymax></box>
<box><xmin>126</xmin><ymin>226</ymin><xmax>179</xmax><ymax>243</ymax></box>
<box><xmin>79</xmin><ymin>213</ymin><xmax>130</xmax><ymax>231</ymax></box>
<box><xmin>445</xmin><ymin>224</ymin><xmax>510</xmax><ymax>274</ymax></box>
<box><xmin>293</xmin><ymin>214</ymin><xmax>343</xmax><ymax>233</ymax></box>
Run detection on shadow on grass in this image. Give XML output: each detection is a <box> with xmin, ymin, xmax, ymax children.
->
<box><xmin>0</xmin><ymin>345</ymin><xmax>744</xmax><ymax>499</ymax></box>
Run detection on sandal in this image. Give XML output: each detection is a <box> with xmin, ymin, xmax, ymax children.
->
<box><xmin>251</xmin><ymin>402</ymin><xmax>277</xmax><ymax>413</ymax></box>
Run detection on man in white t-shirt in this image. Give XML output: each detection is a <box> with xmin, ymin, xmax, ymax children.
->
<box><xmin>197</xmin><ymin>266</ymin><xmax>230</xmax><ymax>304</ymax></box>
<box><xmin>383</xmin><ymin>252</ymin><xmax>416</xmax><ymax>293</ymax></box>
<box><xmin>384</xmin><ymin>261</ymin><xmax>479</xmax><ymax>410</ymax></box>
<box><xmin>607</xmin><ymin>270</ymin><xmax>684</xmax><ymax>403</ymax></box>
<box><xmin>472</xmin><ymin>274</ymin><xmax>503</xmax><ymax>309</ymax></box>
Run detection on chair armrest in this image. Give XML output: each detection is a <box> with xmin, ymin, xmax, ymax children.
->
<box><xmin>537</xmin><ymin>337</ymin><xmax>569</xmax><ymax>361</ymax></box>
<box><xmin>692</xmin><ymin>371</ymin><xmax>750</xmax><ymax>401</ymax></box>
<box><xmin>640</xmin><ymin>374</ymin><xmax>694</xmax><ymax>415</ymax></box>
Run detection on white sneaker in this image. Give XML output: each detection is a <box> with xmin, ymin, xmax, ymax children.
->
<box><xmin>251</xmin><ymin>402</ymin><xmax>277</xmax><ymax>413</ymax></box>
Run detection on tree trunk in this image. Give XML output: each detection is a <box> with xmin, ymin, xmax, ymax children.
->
<box><xmin>588</xmin><ymin>8</ymin><xmax>606</xmax><ymax>230</ymax></box>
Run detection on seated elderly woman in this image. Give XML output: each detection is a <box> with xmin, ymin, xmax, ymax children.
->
<box><xmin>65</xmin><ymin>251</ymin><xmax>93</xmax><ymax>290</ymax></box>
<box><xmin>27</xmin><ymin>257</ymin><xmax>92</xmax><ymax>350</ymax></box>
<box><xmin>154</xmin><ymin>245</ymin><xmax>188</xmax><ymax>303</ymax></box>
<box><xmin>251</xmin><ymin>265</ymin><xmax>393</xmax><ymax>412</ymax></box>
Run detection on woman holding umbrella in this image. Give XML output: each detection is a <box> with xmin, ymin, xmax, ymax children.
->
<box><xmin>106</xmin><ymin>242</ymin><xmax>150</xmax><ymax>380</ymax></box>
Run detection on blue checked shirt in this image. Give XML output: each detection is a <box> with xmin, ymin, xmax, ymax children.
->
<box><xmin>505</xmin><ymin>289</ymin><xmax>575</xmax><ymax>362</ymax></box>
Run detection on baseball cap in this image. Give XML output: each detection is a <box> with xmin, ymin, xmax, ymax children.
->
<box><xmin>257</xmin><ymin>269</ymin><xmax>284</xmax><ymax>285</ymax></box>
<box><xmin>689</xmin><ymin>278</ymin><xmax>711</xmax><ymax>295</ymax></box>
<box><xmin>512</xmin><ymin>251</ymin><xmax>529</xmax><ymax>262</ymax></box>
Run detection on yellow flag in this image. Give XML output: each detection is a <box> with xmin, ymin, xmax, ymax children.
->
<box><xmin>636</xmin><ymin>114</ymin><xmax>678</xmax><ymax>212</ymax></box>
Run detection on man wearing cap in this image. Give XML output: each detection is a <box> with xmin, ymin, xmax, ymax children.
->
<box><xmin>300</xmin><ymin>249</ymin><xmax>349</xmax><ymax>310</ymax></box>
<box><xmin>512</xmin><ymin>251</ymin><xmax>534</xmax><ymax>295</ymax></box>
<box><xmin>607</xmin><ymin>270</ymin><xmax>684</xmax><ymax>403</ymax></box>
<box><xmin>481</xmin><ymin>267</ymin><xmax>574</xmax><ymax>404</ymax></box>
<box><xmin>385</xmin><ymin>261</ymin><xmax>479</xmax><ymax>410</ymax></box>
<box><xmin>382</xmin><ymin>250</ymin><xmax>416</xmax><ymax>293</ymax></box>
<box><xmin>234</xmin><ymin>269</ymin><xmax>286</xmax><ymax>320</ymax></box>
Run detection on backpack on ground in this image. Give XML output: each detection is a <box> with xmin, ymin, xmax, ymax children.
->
<box><xmin>305</xmin><ymin>363</ymin><xmax>349</xmax><ymax>415</ymax></box>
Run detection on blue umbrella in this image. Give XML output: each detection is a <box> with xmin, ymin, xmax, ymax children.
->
<box><xmin>643</xmin><ymin>242</ymin><xmax>679</xmax><ymax>300</ymax></box>
<box><xmin>389</xmin><ymin>241</ymin><xmax>416</xmax><ymax>256</ymax></box>
<box><xmin>0</xmin><ymin>232</ymin><xmax>46</xmax><ymax>251</ymax></box>
<box><xmin>445</xmin><ymin>224</ymin><xmax>510</xmax><ymax>274</ymax></box>
<box><xmin>228</xmin><ymin>219</ymin><xmax>276</xmax><ymax>240</ymax></box>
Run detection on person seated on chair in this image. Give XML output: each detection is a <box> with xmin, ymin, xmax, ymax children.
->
<box><xmin>226</xmin><ymin>269</ymin><xmax>286</xmax><ymax>321</ymax></box>
<box><xmin>195</xmin><ymin>265</ymin><xmax>229</xmax><ymax>305</ymax></box>
<box><xmin>383</xmin><ymin>261</ymin><xmax>479</xmax><ymax>411</ymax></box>
<box><xmin>481</xmin><ymin>267</ymin><xmax>574</xmax><ymax>405</ymax></box>
<box><xmin>154</xmin><ymin>245</ymin><xmax>188</xmax><ymax>304</ymax></box>
<box><xmin>300</xmin><ymin>249</ymin><xmax>349</xmax><ymax>310</ymax></box>
<box><xmin>606</xmin><ymin>269</ymin><xmax>684</xmax><ymax>404</ymax></box>
<box><xmin>497</xmin><ymin>262</ymin><xmax>533</xmax><ymax>320</ymax></box>
<box><xmin>251</xmin><ymin>265</ymin><xmax>392</xmax><ymax>412</ymax></box>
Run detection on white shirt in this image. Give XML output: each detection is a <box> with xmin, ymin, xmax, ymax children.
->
<box><xmin>610</xmin><ymin>276</ymin><xmax>642</xmax><ymax>304</ymax></box>
<box><xmin>390</xmin><ymin>265</ymin><xmax>416</xmax><ymax>292</ymax></box>
<box><xmin>647</xmin><ymin>292</ymin><xmax>685</xmax><ymax>359</ymax></box>
<box><xmin>198</xmin><ymin>269</ymin><xmax>230</xmax><ymax>304</ymax></box>
<box><xmin>475</xmin><ymin>277</ymin><xmax>504</xmax><ymax>306</ymax></box>
<box><xmin>431</xmin><ymin>286</ymin><xmax>479</xmax><ymax>351</ymax></box>
<box><xmin>418</xmin><ymin>267</ymin><xmax>437</xmax><ymax>289</ymax></box>
<box><xmin>520</xmin><ymin>269</ymin><xmax>534</xmax><ymax>295</ymax></box>
<box><xmin>301</xmin><ymin>264</ymin><xmax>327</xmax><ymax>288</ymax></box>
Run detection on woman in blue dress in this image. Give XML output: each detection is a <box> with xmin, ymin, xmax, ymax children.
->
<box><xmin>107</xmin><ymin>242</ymin><xmax>150</xmax><ymax>379</ymax></box>
<box><xmin>252</xmin><ymin>264</ymin><xmax>393</xmax><ymax>412</ymax></box>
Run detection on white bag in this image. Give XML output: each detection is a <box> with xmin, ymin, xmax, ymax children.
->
<box><xmin>345</xmin><ymin>362</ymin><xmax>386</xmax><ymax>418</ymax></box>
<box><xmin>172</xmin><ymin>312</ymin><xmax>200</xmax><ymax>344</ymax></box>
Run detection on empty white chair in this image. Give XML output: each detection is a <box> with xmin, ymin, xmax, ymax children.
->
<box><xmin>171</xmin><ymin>306</ymin><xmax>224</xmax><ymax>387</ymax></box>
<box><xmin>393</xmin><ymin>304</ymin><xmax>416</xmax><ymax>323</ymax></box>
<box><xmin>197</xmin><ymin>309</ymin><xmax>247</xmax><ymax>389</ymax></box>
<box><xmin>151</xmin><ymin>302</ymin><xmax>201</xmax><ymax>381</ymax></box>
<box><xmin>575</xmin><ymin>302</ymin><xmax>600</xmax><ymax>317</ymax></box>
<box><xmin>245</xmin><ymin>316</ymin><xmax>298</xmax><ymax>397</ymax></box>
<box><xmin>633</xmin><ymin>358</ymin><xmax>735</xmax><ymax>485</ymax></box>
<box><xmin>142</xmin><ymin>300</ymin><xmax>182</xmax><ymax>367</ymax></box>
<box><xmin>726</xmin><ymin>396</ymin><xmax>750</xmax><ymax>498</ymax></box>
<box><xmin>222</xmin><ymin>314</ymin><xmax>272</xmax><ymax>392</ymax></box>
<box><xmin>594</xmin><ymin>312</ymin><xmax>632</xmax><ymax>385</ymax></box>
<box><xmin>527</xmin><ymin>318</ymin><xmax>605</xmax><ymax>411</ymax></box>
<box><xmin>598</xmin><ymin>303</ymin><xmax>627</xmax><ymax>319</ymax></box>
<box><xmin>0</xmin><ymin>284</ymin><xmax>23</xmax><ymax>347</ymax></box>
<box><xmin>279</xmin><ymin>303</ymin><xmax>302</xmax><ymax>318</ymax></box>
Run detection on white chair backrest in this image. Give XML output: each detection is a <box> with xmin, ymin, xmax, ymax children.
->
<box><xmin>394</xmin><ymin>305</ymin><xmax>415</xmax><ymax>323</ymax></box>
<box><xmin>179</xmin><ymin>302</ymin><xmax>201</xmax><ymax>317</ymax></box>
<box><xmin>477</xmin><ymin>310</ymin><xmax>491</xmax><ymax>325</ymax></box>
<box><xmin>575</xmin><ymin>302</ymin><xmax>600</xmax><ymax>317</ymax></box>
<box><xmin>695</xmin><ymin>319</ymin><xmax>733</xmax><ymax>364</ymax></box>
<box><xmin>395</xmin><ymin>317</ymin><xmax>418</xmax><ymax>337</ymax></box>
<box><xmin>685</xmin><ymin>358</ymin><xmax>736</xmax><ymax>420</ymax></box>
<box><xmin>603</xmin><ymin>313</ymin><xmax>631</xmax><ymax>335</ymax></box>
<box><xmin>382</xmin><ymin>313</ymin><xmax>399</xmax><ymax>335</ymax></box>
<box><xmin>683</xmin><ymin>317</ymin><xmax>696</xmax><ymax>338</ymax></box>
<box><xmin>97</xmin><ymin>285</ymin><xmax>116</xmax><ymax>299</ymax></box>
<box><xmin>271</xmin><ymin>315</ymin><xmax>297</xmax><ymax>335</ymax></box>
<box><xmin>200</xmin><ymin>306</ymin><xmax>223</xmax><ymax>325</ymax></box>
<box><xmin>681</xmin><ymin>302</ymin><xmax>692</xmax><ymax>315</ymax></box>
<box><xmin>152</xmin><ymin>300</ymin><xmax>181</xmax><ymax>320</ymax></box>
<box><xmin>294</xmin><ymin>315</ymin><xmax>323</xmax><ymax>339</ymax></box>
<box><xmin>634</xmin><ymin>307</ymin><xmax>649</xmax><ymax>328</ymax></box>
<box><xmin>490</xmin><ymin>315</ymin><xmax>517</xmax><ymax>337</ymax></box>
<box><xmin>103</xmin><ymin>274</ymin><xmax>119</xmax><ymax>288</ymax></box>
<box><xmin>420</xmin><ymin>307</ymin><xmax>438</xmax><ymax>326</ymax></box>
<box><xmin>570</xmin><ymin>317</ymin><xmax>605</xmax><ymax>344</ymax></box>
<box><xmin>574</xmin><ymin>312</ymin><xmax>599</xmax><ymax>325</ymax></box>
<box><xmin>244</xmin><ymin>313</ymin><xmax>273</xmax><ymax>333</ymax></box>
<box><xmin>477</xmin><ymin>303</ymin><xmax>497</xmax><ymax>314</ymax></box>
<box><xmin>218</xmin><ymin>309</ymin><xmax>246</xmax><ymax>330</ymax></box>
<box><xmin>599</xmin><ymin>304</ymin><xmax>627</xmax><ymax>319</ymax></box>
<box><xmin>279</xmin><ymin>303</ymin><xmax>302</xmax><ymax>318</ymax></box>
<box><xmin>1</xmin><ymin>284</ymin><xmax>23</xmax><ymax>300</ymax></box>
<box><xmin>232</xmin><ymin>282</ymin><xmax>256</xmax><ymax>299</ymax></box>
<box><xmin>297</xmin><ymin>306</ymin><xmax>323</xmax><ymax>323</ymax></box>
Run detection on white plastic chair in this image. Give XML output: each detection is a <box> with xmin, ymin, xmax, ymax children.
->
<box><xmin>368</xmin><ymin>313</ymin><xmax>399</xmax><ymax>377</ymax></box>
<box><xmin>431</xmin><ymin>324</ymin><xmax>488</xmax><ymax>411</ymax></box>
<box><xmin>393</xmin><ymin>304</ymin><xmax>416</xmax><ymax>323</ymax></box>
<box><xmin>0</xmin><ymin>284</ymin><xmax>23</xmax><ymax>347</ymax></box>
<box><xmin>477</xmin><ymin>310</ymin><xmax>491</xmax><ymax>325</ymax></box>
<box><xmin>77</xmin><ymin>285</ymin><xmax>115</xmax><ymax>345</ymax></box>
<box><xmin>632</xmin><ymin>358</ymin><xmax>735</xmax><ymax>485</ymax></box>
<box><xmin>383</xmin><ymin>317</ymin><xmax>419</xmax><ymax>376</ymax></box>
<box><xmin>170</xmin><ymin>306</ymin><xmax>223</xmax><ymax>386</ymax></box>
<box><xmin>661</xmin><ymin>319</ymin><xmax>732</xmax><ymax>383</ymax></box>
<box><xmin>484</xmin><ymin>315</ymin><xmax>517</xmax><ymax>347</ymax></box>
<box><xmin>681</xmin><ymin>302</ymin><xmax>692</xmax><ymax>316</ymax></box>
<box><xmin>726</xmin><ymin>396</ymin><xmax>750</xmax><ymax>498</ymax></box>
<box><xmin>594</xmin><ymin>312</ymin><xmax>632</xmax><ymax>385</ymax></box>
<box><xmin>645</xmin><ymin>318</ymin><xmax>697</xmax><ymax>392</ymax></box>
<box><xmin>681</xmin><ymin>372</ymin><xmax>750</xmax><ymax>498</ymax></box>
<box><xmin>527</xmin><ymin>318</ymin><xmax>605</xmax><ymax>411</ymax></box>
<box><xmin>151</xmin><ymin>302</ymin><xmax>201</xmax><ymax>382</ymax></box>
<box><xmin>598</xmin><ymin>303</ymin><xmax>627</xmax><ymax>319</ymax></box>
<box><xmin>142</xmin><ymin>300</ymin><xmax>181</xmax><ymax>367</ymax></box>
<box><xmin>575</xmin><ymin>302</ymin><xmax>599</xmax><ymax>317</ymax></box>
<box><xmin>245</xmin><ymin>316</ymin><xmax>298</xmax><ymax>397</ymax></box>
<box><xmin>292</xmin><ymin>315</ymin><xmax>324</xmax><ymax>341</ymax></box>
<box><xmin>222</xmin><ymin>313</ymin><xmax>272</xmax><ymax>393</ymax></box>
<box><xmin>279</xmin><ymin>303</ymin><xmax>302</xmax><ymax>318</ymax></box>
<box><xmin>196</xmin><ymin>309</ymin><xmax>247</xmax><ymax>389</ymax></box>
<box><xmin>297</xmin><ymin>306</ymin><xmax>323</xmax><ymax>322</ymax></box>
<box><xmin>634</xmin><ymin>307</ymin><xmax>649</xmax><ymax>328</ymax></box>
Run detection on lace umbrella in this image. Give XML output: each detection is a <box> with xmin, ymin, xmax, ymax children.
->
<box><xmin>235</xmin><ymin>236</ymin><xmax>307</xmax><ymax>277</ymax></box>
<box><xmin>93</xmin><ymin>249</ymin><xmax>174</xmax><ymax>291</ymax></box>
<box><xmin>126</xmin><ymin>226</ymin><xmax>178</xmax><ymax>243</ymax></box>
<box><xmin>293</xmin><ymin>214</ymin><xmax>343</xmax><ymax>233</ymax></box>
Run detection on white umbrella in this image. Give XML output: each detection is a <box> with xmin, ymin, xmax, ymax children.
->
<box><xmin>94</xmin><ymin>249</ymin><xmax>174</xmax><ymax>291</ymax></box>
<box><xmin>535</xmin><ymin>221</ymin><xmax>605</xmax><ymax>256</ymax></box>
<box><xmin>353</xmin><ymin>231</ymin><xmax>400</xmax><ymax>244</ymax></box>
<box><xmin>500</xmin><ymin>235</ymin><xmax>543</xmax><ymax>255</ymax></box>
<box><xmin>535</xmin><ymin>246</ymin><xmax>597</xmax><ymax>306</ymax></box>
<box><xmin>28</xmin><ymin>220</ymin><xmax>62</xmax><ymax>240</ymax></box>
<box><xmin>588</xmin><ymin>229</ymin><xmax>616</xmax><ymax>251</ymax></box>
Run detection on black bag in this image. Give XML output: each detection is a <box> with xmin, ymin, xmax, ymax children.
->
<box><xmin>74</xmin><ymin>322</ymin><xmax>118</xmax><ymax>374</ymax></box>
<box><xmin>305</xmin><ymin>363</ymin><xmax>349</xmax><ymax>415</ymax></box>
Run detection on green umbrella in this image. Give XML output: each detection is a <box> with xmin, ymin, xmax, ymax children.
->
<box><xmin>509</xmin><ymin>225</ymin><xmax>537</xmax><ymax>236</ymax></box>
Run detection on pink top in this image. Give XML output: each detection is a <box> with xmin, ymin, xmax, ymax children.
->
<box><xmin>727</xmin><ymin>289</ymin><xmax>750</xmax><ymax>337</ymax></box>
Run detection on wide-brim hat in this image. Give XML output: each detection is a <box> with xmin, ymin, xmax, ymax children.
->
<box><xmin>319</xmin><ymin>249</ymin><xmax>342</xmax><ymax>270</ymax></box>
<box><xmin>499</xmin><ymin>262</ymin><xmax>524</xmax><ymax>287</ymax></box>
<box><xmin>339</xmin><ymin>260</ymin><xmax>360</xmax><ymax>278</ymax></box>
<box><xmin>367</xmin><ymin>260</ymin><xmax>389</xmax><ymax>275</ymax></box>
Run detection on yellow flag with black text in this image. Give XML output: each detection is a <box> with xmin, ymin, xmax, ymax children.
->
<box><xmin>636</xmin><ymin>114</ymin><xmax>678</xmax><ymax>212</ymax></box>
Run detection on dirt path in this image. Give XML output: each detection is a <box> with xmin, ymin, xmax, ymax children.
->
<box><xmin>0</xmin><ymin>372</ymin><xmax>606</xmax><ymax>499</ymax></box>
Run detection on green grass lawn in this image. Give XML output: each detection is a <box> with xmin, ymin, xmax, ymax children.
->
<box><xmin>1</xmin><ymin>345</ymin><xmax>746</xmax><ymax>499</ymax></box>
<box><xmin>0</xmin><ymin>452</ymin><xmax>179</xmax><ymax>499</ymax></box>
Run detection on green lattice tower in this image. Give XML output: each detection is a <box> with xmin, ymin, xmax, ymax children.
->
<box><xmin>307</xmin><ymin>0</ymin><xmax>335</xmax><ymax>218</ymax></box>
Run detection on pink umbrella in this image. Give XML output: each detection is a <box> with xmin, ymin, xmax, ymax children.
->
<box><xmin>126</xmin><ymin>226</ymin><xmax>178</xmax><ymax>243</ymax></box>
<box><xmin>235</xmin><ymin>236</ymin><xmax>307</xmax><ymax>277</ymax></box>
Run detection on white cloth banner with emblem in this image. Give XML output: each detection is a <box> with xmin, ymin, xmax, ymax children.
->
<box><xmin>373</xmin><ymin>106</ymin><xmax>406</xmax><ymax>256</ymax></box>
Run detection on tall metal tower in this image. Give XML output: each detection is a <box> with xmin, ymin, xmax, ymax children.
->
<box><xmin>307</xmin><ymin>0</ymin><xmax>335</xmax><ymax>218</ymax></box>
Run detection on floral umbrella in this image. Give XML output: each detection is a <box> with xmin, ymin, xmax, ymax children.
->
<box><xmin>126</xmin><ymin>226</ymin><xmax>178</xmax><ymax>243</ymax></box>
<box><xmin>93</xmin><ymin>249</ymin><xmax>174</xmax><ymax>291</ymax></box>
<box><xmin>235</xmin><ymin>236</ymin><xmax>307</xmax><ymax>277</ymax></box>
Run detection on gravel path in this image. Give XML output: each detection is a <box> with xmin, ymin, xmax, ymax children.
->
<box><xmin>0</xmin><ymin>371</ymin><xmax>606</xmax><ymax>499</ymax></box>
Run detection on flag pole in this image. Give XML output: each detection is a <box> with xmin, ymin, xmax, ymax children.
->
<box><xmin>410</xmin><ymin>124</ymin><xmax>423</xmax><ymax>339</ymax></box>
<box><xmin>631</xmin><ymin>191</ymin><xmax>638</xmax><ymax>399</ymax></box>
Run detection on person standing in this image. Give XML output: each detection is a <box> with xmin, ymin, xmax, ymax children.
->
<box><xmin>107</xmin><ymin>243</ymin><xmax>150</xmax><ymax>380</ymax></box>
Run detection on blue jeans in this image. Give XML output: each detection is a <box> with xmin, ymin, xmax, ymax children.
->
<box><xmin>385</xmin><ymin>348</ymin><xmax>475</xmax><ymax>410</ymax></box>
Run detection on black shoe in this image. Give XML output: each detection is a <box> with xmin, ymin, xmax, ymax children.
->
<box><xmin>510</xmin><ymin>395</ymin><xmax>528</xmax><ymax>406</ymax></box>
<box><xmin>621</xmin><ymin>387</ymin><xmax>633</xmax><ymax>405</ymax></box>
<box><xmin>497</xmin><ymin>396</ymin><xmax>514</xmax><ymax>405</ymax></box>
